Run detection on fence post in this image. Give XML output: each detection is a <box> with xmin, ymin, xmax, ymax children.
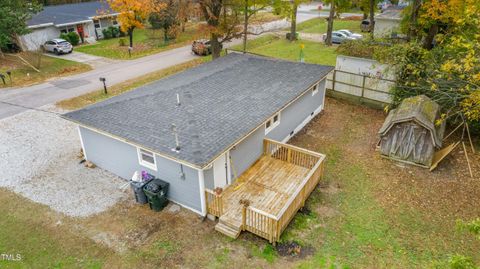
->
<box><xmin>361</xmin><ymin>75</ymin><xmax>366</xmax><ymax>99</ymax></box>
<box><xmin>242</xmin><ymin>205</ymin><xmax>247</xmax><ymax>231</ymax></box>
<box><xmin>332</xmin><ymin>70</ymin><xmax>336</xmax><ymax>92</ymax></box>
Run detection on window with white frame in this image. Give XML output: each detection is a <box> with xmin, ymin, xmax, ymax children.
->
<box><xmin>312</xmin><ymin>83</ymin><xmax>319</xmax><ymax>96</ymax></box>
<box><xmin>138</xmin><ymin>148</ymin><xmax>157</xmax><ymax>170</ymax></box>
<box><xmin>265</xmin><ymin>112</ymin><xmax>280</xmax><ymax>134</ymax></box>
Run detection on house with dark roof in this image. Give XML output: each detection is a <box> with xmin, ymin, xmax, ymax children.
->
<box><xmin>63</xmin><ymin>53</ymin><xmax>333</xmax><ymax>243</ymax></box>
<box><xmin>374</xmin><ymin>6</ymin><xmax>406</xmax><ymax>38</ymax></box>
<box><xmin>19</xmin><ymin>1</ymin><xmax>119</xmax><ymax>51</ymax></box>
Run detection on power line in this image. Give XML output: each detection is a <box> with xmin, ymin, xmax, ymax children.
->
<box><xmin>0</xmin><ymin>100</ymin><xmax>61</xmax><ymax>116</ymax></box>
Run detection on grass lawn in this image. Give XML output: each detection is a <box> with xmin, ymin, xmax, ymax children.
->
<box><xmin>231</xmin><ymin>35</ymin><xmax>338</xmax><ymax>66</ymax></box>
<box><xmin>296</xmin><ymin>18</ymin><xmax>362</xmax><ymax>34</ymax></box>
<box><xmin>0</xmin><ymin>53</ymin><xmax>91</xmax><ymax>89</ymax></box>
<box><xmin>75</xmin><ymin>23</ymin><xmax>202</xmax><ymax>60</ymax></box>
<box><xmin>56</xmin><ymin>57</ymin><xmax>210</xmax><ymax>110</ymax></box>
<box><xmin>2</xmin><ymin>97</ymin><xmax>479</xmax><ymax>268</ymax></box>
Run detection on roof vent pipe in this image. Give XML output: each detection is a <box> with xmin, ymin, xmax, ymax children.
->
<box><xmin>176</xmin><ymin>93</ymin><xmax>181</xmax><ymax>106</ymax></box>
<box><xmin>171</xmin><ymin>124</ymin><xmax>181</xmax><ymax>152</ymax></box>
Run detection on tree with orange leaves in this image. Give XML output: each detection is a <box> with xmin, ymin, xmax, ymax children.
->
<box><xmin>108</xmin><ymin>0</ymin><xmax>158</xmax><ymax>48</ymax></box>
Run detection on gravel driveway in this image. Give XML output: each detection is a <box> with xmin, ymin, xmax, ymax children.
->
<box><xmin>0</xmin><ymin>105</ymin><xmax>128</xmax><ymax>217</ymax></box>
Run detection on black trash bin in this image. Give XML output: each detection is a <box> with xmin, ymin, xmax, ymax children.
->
<box><xmin>130</xmin><ymin>174</ymin><xmax>155</xmax><ymax>204</ymax></box>
<box><xmin>143</xmin><ymin>178</ymin><xmax>169</xmax><ymax>211</ymax></box>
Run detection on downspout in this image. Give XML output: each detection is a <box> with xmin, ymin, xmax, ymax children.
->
<box><xmin>198</xmin><ymin>169</ymin><xmax>207</xmax><ymax>216</ymax></box>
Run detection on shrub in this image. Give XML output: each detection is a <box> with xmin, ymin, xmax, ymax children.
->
<box><xmin>67</xmin><ymin>32</ymin><xmax>80</xmax><ymax>46</ymax></box>
<box><xmin>59</xmin><ymin>33</ymin><xmax>70</xmax><ymax>43</ymax></box>
<box><xmin>118</xmin><ymin>38</ymin><xmax>127</xmax><ymax>46</ymax></box>
<box><xmin>102</xmin><ymin>28</ymin><xmax>112</xmax><ymax>39</ymax></box>
<box><xmin>109</xmin><ymin>26</ymin><xmax>120</xmax><ymax>38</ymax></box>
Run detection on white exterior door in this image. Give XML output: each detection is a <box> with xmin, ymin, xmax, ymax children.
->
<box><xmin>213</xmin><ymin>152</ymin><xmax>228</xmax><ymax>188</ymax></box>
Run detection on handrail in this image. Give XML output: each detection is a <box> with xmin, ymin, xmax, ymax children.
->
<box><xmin>247</xmin><ymin>205</ymin><xmax>278</xmax><ymax>220</ymax></box>
<box><xmin>205</xmin><ymin>188</ymin><xmax>223</xmax><ymax>217</ymax></box>
<box><xmin>264</xmin><ymin>138</ymin><xmax>324</xmax><ymax>158</ymax></box>
<box><xmin>275</xmin><ymin>158</ymin><xmax>323</xmax><ymax>219</ymax></box>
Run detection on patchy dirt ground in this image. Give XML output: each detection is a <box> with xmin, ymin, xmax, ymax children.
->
<box><xmin>1</xmin><ymin>97</ymin><xmax>479</xmax><ymax>268</ymax></box>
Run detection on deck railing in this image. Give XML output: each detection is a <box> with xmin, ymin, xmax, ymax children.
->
<box><xmin>205</xmin><ymin>189</ymin><xmax>223</xmax><ymax>217</ymax></box>
<box><xmin>242</xmin><ymin>139</ymin><xmax>326</xmax><ymax>244</ymax></box>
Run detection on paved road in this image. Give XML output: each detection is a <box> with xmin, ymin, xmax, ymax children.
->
<box><xmin>0</xmin><ymin>12</ymin><xmax>320</xmax><ymax>120</ymax></box>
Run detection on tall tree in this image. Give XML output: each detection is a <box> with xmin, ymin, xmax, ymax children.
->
<box><xmin>108</xmin><ymin>0</ymin><xmax>154</xmax><ymax>48</ymax></box>
<box><xmin>149</xmin><ymin>0</ymin><xmax>179</xmax><ymax>42</ymax></box>
<box><xmin>198</xmin><ymin>0</ymin><xmax>242</xmax><ymax>59</ymax></box>
<box><xmin>241</xmin><ymin>0</ymin><xmax>279</xmax><ymax>52</ymax></box>
<box><xmin>0</xmin><ymin>0</ymin><xmax>42</xmax><ymax>56</ymax></box>
<box><xmin>324</xmin><ymin>0</ymin><xmax>336</xmax><ymax>46</ymax></box>
<box><xmin>369</xmin><ymin>0</ymin><xmax>375</xmax><ymax>37</ymax></box>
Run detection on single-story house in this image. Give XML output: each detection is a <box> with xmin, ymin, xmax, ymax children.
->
<box><xmin>19</xmin><ymin>1</ymin><xmax>119</xmax><ymax>51</ymax></box>
<box><xmin>63</xmin><ymin>53</ymin><xmax>333</xmax><ymax>243</ymax></box>
<box><xmin>374</xmin><ymin>6</ymin><xmax>405</xmax><ymax>38</ymax></box>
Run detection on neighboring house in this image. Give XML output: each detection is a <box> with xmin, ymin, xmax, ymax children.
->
<box><xmin>374</xmin><ymin>6</ymin><xmax>405</xmax><ymax>38</ymax></box>
<box><xmin>19</xmin><ymin>1</ymin><xmax>119</xmax><ymax>51</ymax></box>
<box><xmin>63</xmin><ymin>53</ymin><xmax>333</xmax><ymax>243</ymax></box>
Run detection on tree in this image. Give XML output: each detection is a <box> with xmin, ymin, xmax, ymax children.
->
<box><xmin>198</xmin><ymin>0</ymin><xmax>243</xmax><ymax>59</ymax></box>
<box><xmin>149</xmin><ymin>0</ymin><xmax>179</xmax><ymax>42</ymax></box>
<box><xmin>368</xmin><ymin>0</ymin><xmax>375</xmax><ymax>37</ymax></box>
<box><xmin>107</xmin><ymin>0</ymin><xmax>153</xmax><ymax>48</ymax></box>
<box><xmin>0</xmin><ymin>0</ymin><xmax>42</xmax><ymax>56</ymax></box>
<box><xmin>324</xmin><ymin>0</ymin><xmax>351</xmax><ymax>46</ymax></box>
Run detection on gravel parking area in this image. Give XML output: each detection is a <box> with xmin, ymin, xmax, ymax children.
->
<box><xmin>0</xmin><ymin>105</ymin><xmax>128</xmax><ymax>217</ymax></box>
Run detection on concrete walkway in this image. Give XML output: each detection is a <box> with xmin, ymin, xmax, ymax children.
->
<box><xmin>45</xmin><ymin>51</ymin><xmax>119</xmax><ymax>68</ymax></box>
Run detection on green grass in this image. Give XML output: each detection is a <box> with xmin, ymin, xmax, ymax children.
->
<box><xmin>297</xmin><ymin>18</ymin><xmax>362</xmax><ymax>34</ymax></box>
<box><xmin>75</xmin><ymin>25</ymin><xmax>200</xmax><ymax>60</ymax></box>
<box><xmin>0</xmin><ymin>53</ymin><xmax>91</xmax><ymax>88</ymax></box>
<box><xmin>232</xmin><ymin>35</ymin><xmax>337</xmax><ymax>66</ymax></box>
<box><xmin>251</xmin><ymin>244</ymin><xmax>277</xmax><ymax>263</ymax></box>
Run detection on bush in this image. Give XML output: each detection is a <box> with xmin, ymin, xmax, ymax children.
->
<box><xmin>109</xmin><ymin>26</ymin><xmax>120</xmax><ymax>38</ymax></box>
<box><xmin>102</xmin><ymin>28</ymin><xmax>112</xmax><ymax>39</ymax></box>
<box><xmin>67</xmin><ymin>32</ymin><xmax>79</xmax><ymax>46</ymax></box>
<box><xmin>59</xmin><ymin>33</ymin><xmax>70</xmax><ymax>43</ymax></box>
<box><xmin>118</xmin><ymin>38</ymin><xmax>127</xmax><ymax>46</ymax></box>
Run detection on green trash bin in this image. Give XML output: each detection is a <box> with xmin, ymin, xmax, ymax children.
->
<box><xmin>143</xmin><ymin>178</ymin><xmax>169</xmax><ymax>211</ymax></box>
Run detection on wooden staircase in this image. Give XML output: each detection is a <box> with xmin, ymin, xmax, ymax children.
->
<box><xmin>215</xmin><ymin>217</ymin><xmax>242</xmax><ymax>239</ymax></box>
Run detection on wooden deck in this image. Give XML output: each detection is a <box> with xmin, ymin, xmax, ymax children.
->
<box><xmin>206</xmin><ymin>139</ymin><xmax>326</xmax><ymax>243</ymax></box>
<box><xmin>219</xmin><ymin>156</ymin><xmax>310</xmax><ymax>230</ymax></box>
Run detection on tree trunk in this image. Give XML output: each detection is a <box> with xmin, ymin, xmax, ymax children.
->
<box><xmin>0</xmin><ymin>49</ymin><xmax>4</xmax><ymax>59</ymax></box>
<box><xmin>128</xmin><ymin>28</ymin><xmax>134</xmax><ymax>47</ymax></box>
<box><xmin>407</xmin><ymin>0</ymin><xmax>421</xmax><ymax>41</ymax></box>
<box><xmin>210</xmin><ymin>33</ymin><xmax>222</xmax><ymax>59</ymax></box>
<box><xmin>423</xmin><ymin>23</ymin><xmax>438</xmax><ymax>50</ymax></box>
<box><xmin>289</xmin><ymin>1</ymin><xmax>298</xmax><ymax>41</ymax></box>
<box><xmin>242</xmin><ymin>0</ymin><xmax>248</xmax><ymax>53</ymax></box>
<box><xmin>164</xmin><ymin>27</ymin><xmax>168</xmax><ymax>43</ymax></box>
<box><xmin>325</xmin><ymin>2</ymin><xmax>335</xmax><ymax>46</ymax></box>
<box><xmin>369</xmin><ymin>0</ymin><xmax>375</xmax><ymax>38</ymax></box>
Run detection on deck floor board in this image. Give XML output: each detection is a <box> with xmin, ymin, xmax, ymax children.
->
<box><xmin>219</xmin><ymin>155</ymin><xmax>310</xmax><ymax>229</ymax></box>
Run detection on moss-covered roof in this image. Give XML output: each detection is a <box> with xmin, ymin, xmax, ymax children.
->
<box><xmin>379</xmin><ymin>95</ymin><xmax>445</xmax><ymax>147</ymax></box>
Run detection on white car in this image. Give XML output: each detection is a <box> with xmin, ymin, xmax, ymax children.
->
<box><xmin>43</xmin><ymin>39</ymin><xmax>73</xmax><ymax>55</ymax></box>
<box><xmin>337</xmin><ymin>30</ymin><xmax>363</xmax><ymax>40</ymax></box>
<box><xmin>322</xmin><ymin>31</ymin><xmax>356</xmax><ymax>44</ymax></box>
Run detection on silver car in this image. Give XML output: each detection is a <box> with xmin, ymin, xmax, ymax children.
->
<box><xmin>322</xmin><ymin>31</ymin><xmax>356</xmax><ymax>44</ymax></box>
<box><xmin>44</xmin><ymin>39</ymin><xmax>73</xmax><ymax>55</ymax></box>
<box><xmin>337</xmin><ymin>30</ymin><xmax>363</xmax><ymax>40</ymax></box>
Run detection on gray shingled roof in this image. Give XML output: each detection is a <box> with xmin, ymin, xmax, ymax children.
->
<box><xmin>28</xmin><ymin>1</ymin><xmax>114</xmax><ymax>27</ymax></box>
<box><xmin>63</xmin><ymin>53</ymin><xmax>333</xmax><ymax>168</ymax></box>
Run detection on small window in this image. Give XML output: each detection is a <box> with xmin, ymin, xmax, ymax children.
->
<box><xmin>94</xmin><ymin>20</ymin><xmax>101</xmax><ymax>28</ymax></box>
<box><xmin>138</xmin><ymin>148</ymin><xmax>157</xmax><ymax>170</ymax></box>
<box><xmin>112</xmin><ymin>19</ymin><xmax>118</xmax><ymax>25</ymax></box>
<box><xmin>67</xmin><ymin>27</ymin><xmax>75</xmax><ymax>32</ymax></box>
<box><xmin>265</xmin><ymin>112</ymin><xmax>280</xmax><ymax>134</ymax></box>
<box><xmin>312</xmin><ymin>84</ymin><xmax>319</xmax><ymax>96</ymax></box>
<box><xmin>60</xmin><ymin>29</ymin><xmax>67</xmax><ymax>34</ymax></box>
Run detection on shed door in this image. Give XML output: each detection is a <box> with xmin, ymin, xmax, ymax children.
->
<box><xmin>213</xmin><ymin>152</ymin><xmax>228</xmax><ymax>188</ymax></box>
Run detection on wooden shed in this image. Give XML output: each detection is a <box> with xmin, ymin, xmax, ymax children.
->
<box><xmin>378</xmin><ymin>95</ymin><xmax>446</xmax><ymax>167</ymax></box>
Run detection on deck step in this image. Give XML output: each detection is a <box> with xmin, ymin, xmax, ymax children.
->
<box><xmin>215</xmin><ymin>222</ymin><xmax>241</xmax><ymax>239</ymax></box>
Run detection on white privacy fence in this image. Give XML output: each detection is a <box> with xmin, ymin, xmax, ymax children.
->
<box><xmin>326</xmin><ymin>55</ymin><xmax>396</xmax><ymax>104</ymax></box>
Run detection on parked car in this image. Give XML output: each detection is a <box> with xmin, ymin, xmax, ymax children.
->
<box><xmin>192</xmin><ymin>39</ymin><xmax>222</xmax><ymax>56</ymax></box>
<box><xmin>337</xmin><ymin>30</ymin><xmax>363</xmax><ymax>39</ymax></box>
<box><xmin>360</xmin><ymin>20</ymin><xmax>374</xmax><ymax>32</ymax></box>
<box><xmin>43</xmin><ymin>39</ymin><xmax>73</xmax><ymax>55</ymax></box>
<box><xmin>322</xmin><ymin>31</ymin><xmax>356</xmax><ymax>44</ymax></box>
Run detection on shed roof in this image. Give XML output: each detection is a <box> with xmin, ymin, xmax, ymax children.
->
<box><xmin>63</xmin><ymin>53</ymin><xmax>334</xmax><ymax>168</ymax></box>
<box><xmin>28</xmin><ymin>1</ymin><xmax>114</xmax><ymax>27</ymax></box>
<box><xmin>379</xmin><ymin>95</ymin><xmax>445</xmax><ymax>147</ymax></box>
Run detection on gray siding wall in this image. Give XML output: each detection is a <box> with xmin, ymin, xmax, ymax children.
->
<box><xmin>267</xmin><ymin>79</ymin><xmax>325</xmax><ymax>142</ymax></box>
<box><xmin>229</xmin><ymin>78</ymin><xmax>326</xmax><ymax>182</ymax></box>
<box><xmin>80</xmin><ymin>127</ymin><xmax>202</xmax><ymax>213</ymax></box>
